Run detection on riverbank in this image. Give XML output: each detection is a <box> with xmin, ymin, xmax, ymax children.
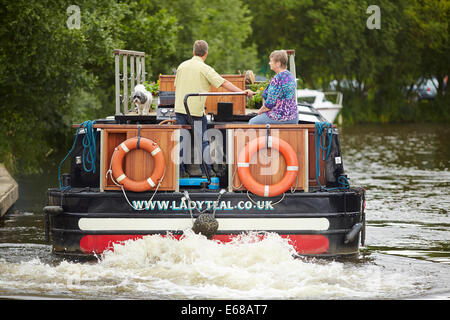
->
<box><xmin>0</xmin><ymin>163</ymin><xmax>19</xmax><ymax>216</ymax></box>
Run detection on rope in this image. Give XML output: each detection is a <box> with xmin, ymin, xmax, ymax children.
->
<box><xmin>182</xmin><ymin>189</ymin><xmax>227</xmax><ymax>218</ymax></box>
<box><xmin>314</xmin><ymin>121</ymin><xmax>349</xmax><ymax>191</ymax></box>
<box><xmin>315</xmin><ymin>122</ymin><xmax>333</xmax><ymax>163</ymax></box>
<box><xmin>246</xmin><ymin>190</ymin><xmax>285</xmax><ymax>206</ymax></box>
<box><xmin>81</xmin><ymin>121</ymin><xmax>98</xmax><ymax>173</ymax></box>
<box><xmin>212</xmin><ymin>191</ymin><xmax>225</xmax><ymax>218</ymax></box>
<box><xmin>58</xmin><ymin>120</ymin><xmax>97</xmax><ymax>191</ymax></box>
<box><xmin>106</xmin><ymin>148</ymin><xmax>165</xmax><ymax>211</ymax></box>
<box><xmin>231</xmin><ymin>164</ymin><xmax>243</xmax><ymax>189</ymax></box>
<box><xmin>137</xmin><ymin>125</ymin><xmax>141</xmax><ymax>149</ymax></box>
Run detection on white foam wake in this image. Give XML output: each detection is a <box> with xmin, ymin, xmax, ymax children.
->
<box><xmin>0</xmin><ymin>232</ymin><xmax>421</xmax><ymax>299</ymax></box>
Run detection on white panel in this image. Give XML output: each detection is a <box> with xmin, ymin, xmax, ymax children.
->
<box><xmin>78</xmin><ymin>218</ymin><xmax>329</xmax><ymax>231</ymax></box>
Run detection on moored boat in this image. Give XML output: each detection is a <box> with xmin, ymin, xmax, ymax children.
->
<box><xmin>297</xmin><ymin>89</ymin><xmax>343</xmax><ymax>124</ymax></box>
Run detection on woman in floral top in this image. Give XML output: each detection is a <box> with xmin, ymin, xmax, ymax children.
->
<box><xmin>249</xmin><ymin>50</ymin><xmax>298</xmax><ymax>124</ymax></box>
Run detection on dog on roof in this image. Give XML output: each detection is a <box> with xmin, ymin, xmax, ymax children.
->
<box><xmin>130</xmin><ymin>84</ymin><xmax>152</xmax><ymax>115</ymax></box>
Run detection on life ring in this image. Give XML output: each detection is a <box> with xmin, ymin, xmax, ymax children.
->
<box><xmin>111</xmin><ymin>137</ymin><xmax>165</xmax><ymax>192</ymax></box>
<box><xmin>158</xmin><ymin>119</ymin><xmax>177</xmax><ymax>125</ymax></box>
<box><xmin>237</xmin><ymin>136</ymin><xmax>298</xmax><ymax>197</ymax></box>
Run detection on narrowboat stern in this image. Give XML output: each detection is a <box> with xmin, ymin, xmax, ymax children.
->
<box><xmin>44</xmin><ymin>49</ymin><xmax>366</xmax><ymax>258</ymax></box>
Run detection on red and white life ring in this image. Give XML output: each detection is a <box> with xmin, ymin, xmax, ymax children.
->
<box><xmin>237</xmin><ymin>136</ymin><xmax>298</xmax><ymax>197</ymax></box>
<box><xmin>111</xmin><ymin>137</ymin><xmax>165</xmax><ymax>192</ymax></box>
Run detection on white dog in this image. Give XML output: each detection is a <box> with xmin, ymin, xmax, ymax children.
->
<box><xmin>130</xmin><ymin>84</ymin><xmax>152</xmax><ymax>115</ymax></box>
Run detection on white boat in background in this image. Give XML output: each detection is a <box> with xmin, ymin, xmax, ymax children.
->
<box><xmin>297</xmin><ymin>89</ymin><xmax>343</xmax><ymax>124</ymax></box>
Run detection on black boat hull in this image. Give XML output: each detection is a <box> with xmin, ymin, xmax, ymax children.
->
<box><xmin>45</xmin><ymin>188</ymin><xmax>365</xmax><ymax>258</ymax></box>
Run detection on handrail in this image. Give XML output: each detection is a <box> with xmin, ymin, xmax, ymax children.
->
<box><xmin>183</xmin><ymin>92</ymin><xmax>247</xmax><ymax>125</ymax></box>
<box><xmin>113</xmin><ymin>49</ymin><xmax>145</xmax><ymax>56</ymax></box>
<box><xmin>183</xmin><ymin>92</ymin><xmax>247</xmax><ymax>184</ymax></box>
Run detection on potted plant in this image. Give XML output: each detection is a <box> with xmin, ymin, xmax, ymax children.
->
<box><xmin>246</xmin><ymin>81</ymin><xmax>269</xmax><ymax>109</ymax></box>
<box><xmin>144</xmin><ymin>79</ymin><xmax>159</xmax><ymax>109</ymax></box>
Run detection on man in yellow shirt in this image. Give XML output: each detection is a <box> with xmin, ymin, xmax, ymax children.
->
<box><xmin>174</xmin><ymin>40</ymin><xmax>253</xmax><ymax>175</ymax></box>
<box><xmin>174</xmin><ymin>40</ymin><xmax>253</xmax><ymax>117</ymax></box>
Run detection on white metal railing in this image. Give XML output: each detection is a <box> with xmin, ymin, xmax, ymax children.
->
<box><xmin>114</xmin><ymin>49</ymin><xmax>146</xmax><ymax>115</ymax></box>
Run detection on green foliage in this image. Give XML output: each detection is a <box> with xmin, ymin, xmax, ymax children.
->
<box><xmin>143</xmin><ymin>80</ymin><xmax>160</xmax><ymax>97</ymax></box>
<box><xmin>0</xmin><ymin>0</ymin><xmax>448</xmax><ymax>176</ymax></box>
<box><xmin>160</xmin><ymin>0</ymin><xmax>259</xmax><ymax>74</ymax></box>
<box><xmin>142</xmin><ymin>79</ymin><xmax>159</xmax><ymax>110</ymax></box>
<box><xmin>246</xmin><ymin>81</ymin><xmax>270</xmax><ymax>109</ymax></box>
<box><xmin>0</xmin><ymin>0</ymin><xmax>97</xmax><ymax>174</ymax></box>
<box><xmin>248</xmin><ymin>0</ymin><xmax>449</xmax><ymax>124</ymax></box>
<box><xmin>0</xmin><ymin>0</ymin><xmax>258</xmax><ymax>175</ymax></box>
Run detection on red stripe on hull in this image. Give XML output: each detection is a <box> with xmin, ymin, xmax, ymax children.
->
<box><xmin>80</xmin><ymin>234</ymin><xmax>329</xmax><ymax>255</ymax></box>
<box><xmin>211</xmin><ymin>234</ymin><xmax>329</xmax><ymax>254</ymax></box>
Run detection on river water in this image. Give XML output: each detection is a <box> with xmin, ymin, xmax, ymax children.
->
<box><xmin>0</xmin><ymin>123</ymin><xmax>449</xmax><ymax>300</ymax></box>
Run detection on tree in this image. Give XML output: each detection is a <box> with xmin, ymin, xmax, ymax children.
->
<box><xmin>0</xmin><ymin>0</ymin><xmax>180</xmax><ymax>174</ymax></box>
<box><xmin>0</xmin><ymin>0</ymin><xmax>98</xmax><ymax>173</ymax></box>
<box><xmin>406</xmin><ymin>0</ymin><xmax>449</xmax><ymax>96</ymax></box>
<box><xmin>161</xmin><ymin>0</ymin><xmax>259</xmax><ymax>74</ymax></box>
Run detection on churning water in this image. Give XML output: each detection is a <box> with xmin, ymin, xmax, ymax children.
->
<box><xmin>0</xmin><ymin>231</ymin><xmax>424</xmax><ymax>300</ymax></box>
<box><xmin>0</xmin><ymin>123</ymin><xmax>449</xmax><ymax>300</ymax></box>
